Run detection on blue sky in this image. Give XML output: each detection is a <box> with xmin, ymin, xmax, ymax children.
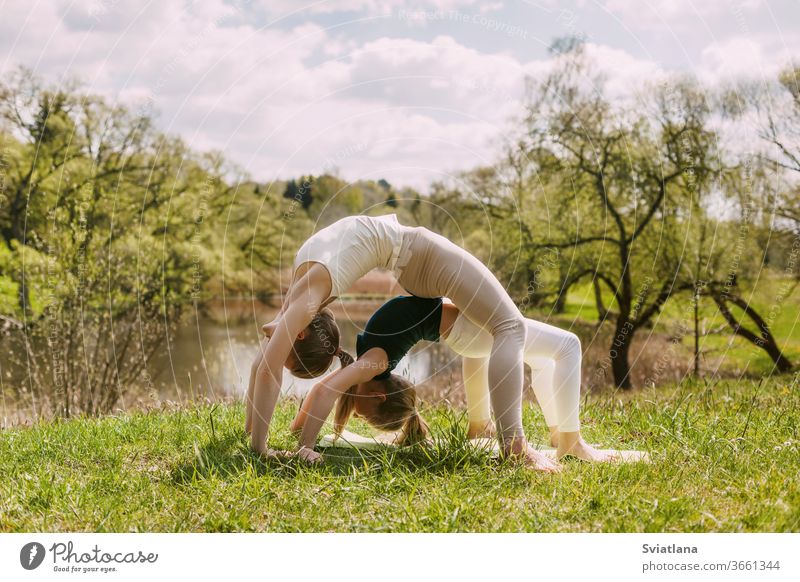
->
<box><xmin>1</xmin><ymin>0</ymin><xmax>798</xmax><ymax>189</ymax></box>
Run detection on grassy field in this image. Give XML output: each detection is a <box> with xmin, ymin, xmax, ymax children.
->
<box><xmin>0</xmin><ymin>374</ymin><xmax>798</xmax><ymax>532</ymax></box>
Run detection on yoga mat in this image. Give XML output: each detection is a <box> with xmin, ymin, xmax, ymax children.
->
<box><xmin>319</xmin><ymin>430</ymin><xmax>650</xmax><ymax>463</ymax></box>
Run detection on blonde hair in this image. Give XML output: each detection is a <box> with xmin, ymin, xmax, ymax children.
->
<box><xmin>334</xmin><ymin>374</ymin><xmax>430</xmax><ymax>445</ymax></box>
<box><xmin>289</xmin><ymin>309</ymin><xmax>354</xmax><ymax>378</ymax></box>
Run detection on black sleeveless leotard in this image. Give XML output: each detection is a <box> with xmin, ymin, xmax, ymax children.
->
<box><xmin>356</xmin><ymin>296</ymin><xmax>443</xmax><ymax>379</ymax></box>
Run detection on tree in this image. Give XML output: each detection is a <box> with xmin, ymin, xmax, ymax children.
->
<box><xmin>282</xmin><ymin>176</ymin><xmax>313</xmax><ymax>209</ymax></box>
<box><xmin>0</xmin><ymin>70</ymin><xmax>228</xmax><ymax>416</ymax></box>
<box><xmin>514</xmin><ymin>48</ymin><xmax>720</xmax><ymax>388</ymax></box>
<box><xmin>759</xmin><ymin>67</ymin><xmax>800</xmax><ymax>231</ymax></box>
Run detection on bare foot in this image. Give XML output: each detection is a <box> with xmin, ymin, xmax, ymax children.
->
<box><xmin>256</xmin><ymin>447</ymin><xmax>295</xmax><ymax>461</ymax></box>
<box><xmin>558</xmin><ymin>438</ymin><xmax>618</xmax><ymax>463</ymax></box>
<box><xmin>295</xmin><ymin>446</ymin><xmax>323</xmax><ymax>464</ymax></box>
<box><xmin>467</xmin><ymin>420</ymin><xmax>496</xmax><ymax>439</ymax></box>
<box><xmin>502</xmin><ymin>438</ymin><xmax>562</xmax><ymax>473</ymax></box>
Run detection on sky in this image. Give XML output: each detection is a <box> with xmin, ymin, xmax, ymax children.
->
<box><xmin>1</xmin><ymin>0</ymin><xmax>798</xmax><ymax>190</ymax></box>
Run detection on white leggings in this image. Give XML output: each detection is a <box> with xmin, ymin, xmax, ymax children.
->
<box><xmin>445</xmin><ymin>311</ymin><xmax>582</xmax><ymax>432</ymax></box>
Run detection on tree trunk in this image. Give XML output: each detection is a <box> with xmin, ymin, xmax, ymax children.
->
<box><xmin>18</xmin><ymin>275</ymin><xmax>31</xmax><ymax>316</ymax></box>
<box><xmin>610</xmin><ymin>316</ymin><xmax>634</xmax><ymax>389</ymax></box>
<box><xmin>693</xmin><ymin>284</ymin><xmax>700</xmax><ymax>377</ymax></box>
<box><xmin>709</xmin><ymin>289</ymin><xmax>793</xmax><ymax>373</ymax></box>
<box><xmin>553</xmin><ymin>286</ymin><xmax>567</xmax><ymax>313</ymax></box>
<box><xmin>594</xmin><ymin>278</ymin><xmax>610</xmax><ymax>322</ymax></box>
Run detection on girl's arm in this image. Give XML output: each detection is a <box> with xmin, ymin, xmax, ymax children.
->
<box><xmin>294</xmin><ymin>350</ymin><xmax>387</xmax><ymax>461</ymax></box>
<box><xmin>249</xmin><ymin>270</ymin><xmax>330</xmax><ymax>455</ymax></box>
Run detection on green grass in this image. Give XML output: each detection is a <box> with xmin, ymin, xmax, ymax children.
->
<box><xmin>0</xmin><ymin>375</ymin><xmax>798</xmax><ymax>532</ymax></box>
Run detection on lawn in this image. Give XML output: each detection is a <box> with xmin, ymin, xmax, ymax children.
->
<box><xmin>0</xmin><ymin>374</ymin><xmax>798</xmax><ymax>532</ymax></box>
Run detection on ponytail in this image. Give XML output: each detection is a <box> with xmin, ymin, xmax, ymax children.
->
<box><xmin>336</xmin><ymin>349</ymin><xmax>354</xmax><ymax>368</ymax></box>
<box><xmin>398</xmin><ymin>410</ymin><xmax>430</xmax><ymax>445</ymax></box>
<box><xmin>335</xmin><ymin>373</ymin><xmax>430</xmax><ymax>447</ymax></box>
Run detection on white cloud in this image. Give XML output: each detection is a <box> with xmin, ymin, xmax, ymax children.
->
<box><xmin>700</xmin><ymin>37</ymin><xmax>766</xmax><ymax>80</ymax></box>
<box><xmin>0</xmin><ymin>0</ymin><xmax>528</xmax><ymax>189</ymax></box>
<box><xmin>3</xmin><ymin>0</ymin><xmax>790</xmax><ymax>191</ymax></box>
<box><xmin>602</xmin><ymin>0</ymin><xmax>764</xmax><ymax>26</ymax></box>
<box><xmin>333</xmin><ymin>35</ymin><xmax>532</xmax><ymax>114</ymax></box>
<box><xmin>252</xmin><ymin>0</ymin><xmax>491</xmax><ymax>17</ymax></box>
<box><xmin>697</xmin><ymin>34</ymin><xmax>800</xmax><ymax>83</ymax></box>
<box><xmin>582</xmin><ymin>43</ymin><xmax>666</xmax><ymax>98</ymax></box>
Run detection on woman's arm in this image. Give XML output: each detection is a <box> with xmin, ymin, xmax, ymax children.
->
<box><xmin>245</xmin><ymin>334</ymin><xmax>271</xmax><ymax>434</ymax></box>
<box><xmin>249</xmin><ymin>269</ymin><xmax>330</xmax><ymax>455</ymax></box>
<box><xmin>294</xmin><ymin>350</ymin><xmax>387</xmax><ymax>461</ymax></box>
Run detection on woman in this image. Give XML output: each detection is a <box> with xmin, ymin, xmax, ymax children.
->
<box><xmin>292</xmin><ymin>296</ymin><xmax>616</xmax><ymax>471</ymax></box>
<box><xmin>248</xmin><ymin>214</ymin><xmax>535</xmax><ymax>467</ymax></box>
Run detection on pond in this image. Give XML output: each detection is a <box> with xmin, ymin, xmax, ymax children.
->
<box><xmin>148</xmin><ymin>300</ymin><xmax>461</xmax><ymax>403</ymax></box>
<box><xmin>0</xmin><ymin>298</ymin><xmax>463</xmax><ymax>425</ymax></box>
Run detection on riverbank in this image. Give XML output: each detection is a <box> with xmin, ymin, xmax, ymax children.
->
<box><xmin>1</xmin><ymin>374</ymin><xmax>797</xmax><ymax>532</ymax></box>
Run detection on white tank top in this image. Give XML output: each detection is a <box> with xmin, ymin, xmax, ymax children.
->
<box><xmin>293</xmin><ymin>214</ymin><xmax>408</xmax><ymax>297</ymax></box>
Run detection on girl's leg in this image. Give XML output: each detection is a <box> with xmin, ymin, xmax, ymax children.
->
<box><xmin>522</xmin><ymin>319</ymin><xmax>582</xmax><ymax>433</ymax></box>
<box><xmin>522</xmin><ymin>319</ymin><xmax>616</xmax><ymax>462</ymax></box>
<box><xmin>527</xmin><ymin>358</ymin><xmax>559</xmax><ymax>443</ymax></box>
<box><xmin>461</xmin><ymin>357</ymin><xmax>493</xmax><ymax>438</ymax></box>
<box><xmin>449</xmin><ymin>315</ymin><xmax>548</xmax><ymax>439</ymax></box>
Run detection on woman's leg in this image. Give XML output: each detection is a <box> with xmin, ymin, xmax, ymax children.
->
<box><xmin>461</xmin><ymin>357</ymin><xmax>493</xmax><ymax>438</ymax></box>
<box><xmin>448</xmin><ymin>313</ymin><xmax>562</xmax><ymax>440</ymax></box>
<box><xmin>398</xmin><ymin>230</ymin><xmax>560</xmax><ymax>472</ymax></box>
<box><xmin>448</xmin><ymin>313</ymin><xmax>552</xmax><ymax>438</ymax></box>
<box><xmin>397</xmin><ymin>231</ymin><xmax>526</xmax><ymax>439</ymax></box>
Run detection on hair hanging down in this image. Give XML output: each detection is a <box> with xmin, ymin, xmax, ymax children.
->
<box><xmin>289</xmin><ymin>309</ymin><xmax>353</xmax><ymax>378</ymax></box>
<box><xmin>334</xmin><ymin>374</ymin><xmax>430</xmax><ymax>445</ymax></box>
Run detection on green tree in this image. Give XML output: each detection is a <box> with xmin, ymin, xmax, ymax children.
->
<box><xmin>0</xmin><ymin>70</ymin><xmax>229</xmax><ymax>415</ymax></box>
<box><xmin>513</xmin><ymin>48</ymin><xmax>720</xmax><ymax>388</ymax></box>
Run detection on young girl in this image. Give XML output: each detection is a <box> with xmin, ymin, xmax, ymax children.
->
<box><xmin>291</xmin><ymin>296</ymin><xmax>616</xmax><ymax>471</ymax></box>
<box><xmin>248</xmin><ymin>214</ymin><xmax>539</xmax><ymax>467</ymax></box>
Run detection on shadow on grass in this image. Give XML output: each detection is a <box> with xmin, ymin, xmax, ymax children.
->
<box><xmin>170</xmin><ymin>419</ymin><xmax>497</xmax><ymax>485</ymax></box>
